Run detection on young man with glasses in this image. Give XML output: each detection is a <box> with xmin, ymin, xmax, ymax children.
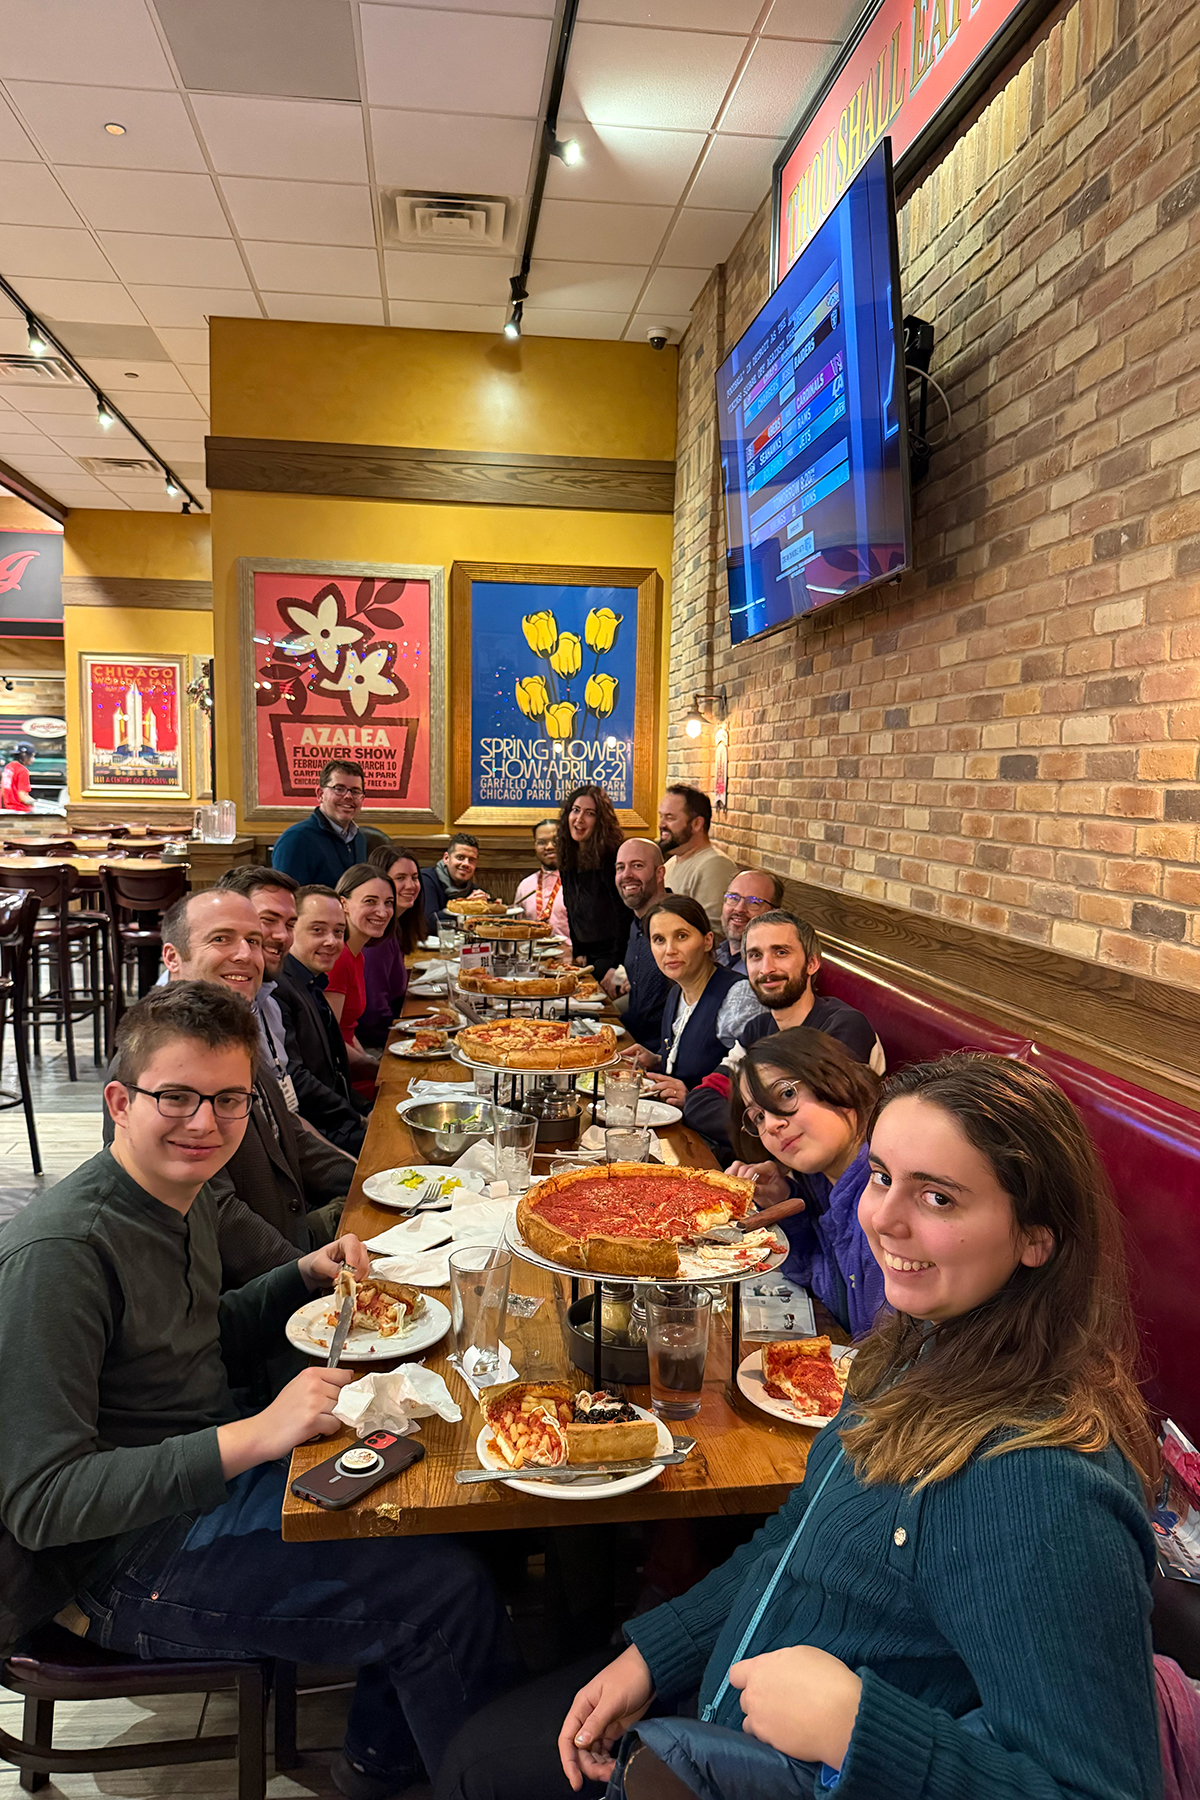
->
<box><xmin>270</xmin><ymin>759</ymin><xmax>371</xmax><ymax>886</ymax></box>
<box><xmin>0</xmin><ymin>983</ymin><xmax>520</xmax><ymax>1796</ymax></box>
<box><xmin>714</xmin><ymin>869</ymin><xmax>785</xmax><ymax>974</ymax></box>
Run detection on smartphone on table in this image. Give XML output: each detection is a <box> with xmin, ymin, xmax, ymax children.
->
<box><xmin>290</xmin><ymin>1430</ymin><xmax>425</xmax><ymax>1509</ymax></box>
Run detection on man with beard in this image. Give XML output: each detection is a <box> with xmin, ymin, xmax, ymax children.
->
<box><xmin>682</xmin><ymin>909</ymin><xmax>883</xmax><ymax>1158</ymax></box>
<box><xmin>418</xmin><ymin>833</ymin><xmax>490</xmax><ymax>927</ymax></box>
<box><xmin>601</xmin><ymin>837</ymin><xmax>670</xmax><ymax>1050</ymax></box>
<box><xmin>714</xmin><ymin>869</ymin><xmax>784</xmax><ymax>974</ymax></box>
<box><xmin>513</xmin><ymin>818</ymin><xmax>571</xmax><ymax>952</ymax></box>
<box><xmin>657</xmin><ymin>785</ymin><xmax>737</xmax><ymax>933</ymax></box>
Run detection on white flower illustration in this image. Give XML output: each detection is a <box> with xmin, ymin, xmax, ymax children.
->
<box><xmin>284</xmin><ymin>594</ymin><xmax>362</xmax><ymax>672</ymax></box>
<box><xmin>320</xmin><ymin>645</ymin><xmax>398</xmax><ymax>717</ymax></box>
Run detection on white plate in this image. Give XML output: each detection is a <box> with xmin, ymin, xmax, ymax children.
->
<box><xmin>736</xmin><ymin>1345</ymin><xmax>858</xmax><ymax>1428</ymax></box>
<box><xmin>361</xmin><ymin>1165</ymin><xmax>487</xmax><ymax>1210</ymax></box>
<box><xmin>388</xmin><ymin>1038</ymin><xmax>456</xmax><ymax>1059</ymax></box>
<box><xmin>474</xmin><ymin>1406</ymin><xmax>674</xmax><ymax>1500</ymax></box>
<box><xmin>548</xmin><ymin>998</ymin><xmax>604</xmax><ymax>1015</ymax></box>
<box><xmin>287</xmin><ymin>1292</ymin><xmax>451</xmax><ymax>1362</ymax></box>
<box><xmin>591</xmin><ymin>1100</ymin><xmax>682</xmax><ymax>1129</ymax></box>
<box><xmin>571</xmin><ymin>1019</ymin><xmax>626</xmax><ymax>1038</ymax></box>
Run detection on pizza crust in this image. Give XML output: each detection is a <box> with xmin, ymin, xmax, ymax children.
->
<box><xmin>481</xmin><ymin>1381</ymin><xmax>659</xmax><ymax>1466</ymax></box>
<box><xmin>458</xmin><ymin>969</ymin><xmax>579</xmax><ymax>998</ymax></box>
<box><xmin>457</xmin><ymin>1019</ymin><xmax>616</xmax><ymax>1070</ymax></box>
<box><xmin>515</xmin><ymin>1163</ymin><xmax>755</xmax><ymax>1278</ymax></box>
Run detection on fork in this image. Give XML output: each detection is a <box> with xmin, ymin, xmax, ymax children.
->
<box><xmin>407</xmin><ymin>1178</ymin><xmax>445</xmax><ymax>1209</ymax></box>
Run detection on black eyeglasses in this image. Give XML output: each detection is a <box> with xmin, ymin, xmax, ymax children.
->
<box><xmin>323</xmin><ymin>782</ymin><xmax>364</xmax><ymax>800</ymax></box>
<box><xmin>124</xmin><ymin>1084</ymin><xmax>254</xmax><ymax>1121</ymax></box>
<box><xmin>742</xmin><ymin>1080</ymin><xmax>803</xmax><ymax>1135</ymax></box>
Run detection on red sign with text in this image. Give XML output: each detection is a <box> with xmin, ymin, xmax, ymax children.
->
<box><xmin>776</xmin><ymin>0</ymin><xmax>1033</xmax><ymax>285</ymax></box>
<box><xmin>251</xmin><ymin>571</ymin><xmax>432</xmax><ymax>812</ymax></box>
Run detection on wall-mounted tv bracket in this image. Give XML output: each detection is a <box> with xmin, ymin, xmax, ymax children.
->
<box><xmin>904</xmin><ymin>315</ymin><xmax>936</xmax><ymax>484</ymax></box>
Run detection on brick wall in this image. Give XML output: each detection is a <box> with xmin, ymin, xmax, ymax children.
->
<box><xmin>669</xmin><ymin>0</ymin><xmax>1200</xmax><ymax>989</ymax></box>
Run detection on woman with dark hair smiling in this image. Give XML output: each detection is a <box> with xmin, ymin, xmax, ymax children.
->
<box><xmin>555</xmin><ymin>783</ymin><xmax>627</xmax><ymax>981</ymax></box>
<box><xmin>357</xmin><ymin>843</ymin><xmax>424</xmax><ymax>1048</ymax></box>
<box><xmin>437</xmin><ymin>1054</ymin><xmax>1163</xmax><ymax>1800</ymax></box>
<box><xmin>328</xmin><ymin>863</ymin><xmax>395</xmax><ymax>1075</ymax></box>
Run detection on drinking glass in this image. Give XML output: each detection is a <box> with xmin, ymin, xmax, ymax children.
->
<box><xmin>606</xmin><ymin>1126</ymin><xmax>652</xmax><ymax>1165</ymax></box>
<box><xmin>449</xmin><ymin>1247</ymin><xmax>512</xmax><ymax>1384</ymax></box>
<box><xmin>603</xmin><ymin>1065</ymin><xmax>643</xmax><ymax>1128</ymax></box>
<box><xmin>646</xmin><ymin>1286</ymin><xmax>712</xmax><ymax>1419</ymax></box>
<box><xmin>493</xmin><ymin>1110</ymin><xmax>539</xmax><ymax>1193</ymax></box>
<box><xmin>435</xmin><ymin>911</ymin><xmax>461</xmax><ymax>960</ymax></box>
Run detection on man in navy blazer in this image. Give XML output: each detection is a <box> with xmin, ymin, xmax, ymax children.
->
<box><xmin>270</xmin><ymin>759</ymin><xmax>370</xmax><ymax>886</ymax></box>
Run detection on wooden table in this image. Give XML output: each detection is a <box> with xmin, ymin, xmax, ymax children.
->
<box><xmin>283</xmin><ymin>1033</ymin><xmax>827</xmax><ymax>1542</ymax></box>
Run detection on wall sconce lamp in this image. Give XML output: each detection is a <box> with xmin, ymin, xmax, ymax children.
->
<box><xmin>684</xmin><ymin>685</ymin><xmax>727</xmax><ymax>739</ymax></box>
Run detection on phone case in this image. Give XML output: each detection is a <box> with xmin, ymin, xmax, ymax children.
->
<box><xmin>290</xmin><ymin>1431</ymin><xmax>426</xmax><ymax>1509</ymax></box>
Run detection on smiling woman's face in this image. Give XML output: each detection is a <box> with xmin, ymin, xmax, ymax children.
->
<box><xmin>568</xmin><ymin>795</ymin><xmax>597</xmax><ymax>841</ymax></box>
<box><xmin>388</xmin><ymin>858</ymin><xmax>420</xmax><ymax>912</ymax></box>
<box><xmin>859</xmin><ymin>1094</ymin><xmax>1052</xmax><ymax>1323</ymax></box>
<box><xmin>342</xmin><ymin>877</ymin><xmax>394</xmax><ymax>941</ymax></box>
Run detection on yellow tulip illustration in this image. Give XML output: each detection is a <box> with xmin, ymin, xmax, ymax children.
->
<box><xmin>585</xmin><ymin>672</ymin><xmax>617</xmax><ymax>717</ymax></box>
<box><xmin>515</xmin><ymin>674</ymin><xmax>549</xmax><ymax>718</ymax></box>
<box><xmin>544</xmin><ymin>701</ymin><xmax>577</xmax><ymax>740</ymax></box>
<box><xmin>549</xmin><ymin>631</ymin><xmax>581</xmax><ymax>678</ymax></box>
<box><xmin>522</xmin><ymin>610</ymin><xmax>558</xmax><ymax>656</ymax></box>
<box><xmin>585</xmin><ymin>607</ymin><xmax>623</xmax><ymax>653</ymax></box>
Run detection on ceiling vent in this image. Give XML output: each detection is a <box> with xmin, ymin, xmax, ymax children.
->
<box><xmin>0</xmin><ymin>354</ymin><xmax>84</xmax><ymax>385</ymax></box>
<box><xmin>389</xmin><ymin>191</ymin><xmax>519</xmax><ymax>253</ymax></box>
<box><xmin>78</xmin><ymin>456</ymin><xmax>160</xmax><ymax>476</ymax></box>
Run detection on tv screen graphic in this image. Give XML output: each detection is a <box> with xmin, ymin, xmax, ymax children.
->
<box><xmin>717</xmin><ymin>139</ymin><xmax>911</xmax><ymax>646</ymax></box>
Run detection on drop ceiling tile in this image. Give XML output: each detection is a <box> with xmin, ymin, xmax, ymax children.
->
<box><xmin>221</xmin><ymin>178</ymin><xmax>377</xmax><ymax>247</ymax></box>
<box><xmin>0</xmin><ymin>164</ymin><xmax>83</xmax><ymax>229</ymax></box>
<box><xmin>535</xmin><ymin>198</ymin><xmax>672</xmax><ymax>263</ymax></box>
<box><xmin>47</xmin><ymin>429</ymin><xmax>144</xmax><ymax>456</ymax></box>
<box><xmin>123</xmin><ymin>391</ymin><xmax>207</xmax><ymax>421</ymax></box>
<box><xmin>639</xmin><ymin>265</ymin><xmax>711</xmax><ymax>311</ymax></box>
<box><xmin>0</xmin><ymin>0</ymin><xmax>175</xmax><ymax>88</ymax></box>
<box><xmin>0</xmin><ymin>415</ymin><xmax>45</xmax><ymax>438</ymax></box>
<box><xmin>154</xmin><ymin>0</ymin><xmax>361</xmax><ymax>103</ymax></box>
<box><xmin>0</xmin><ymin>225</ymin><xmax>113</xmax><ymax>282</ymax></box>
<box><xmin>154</xmin><ymin>327</ymin><xmax>212</xmax><ymax>362</ymax></box>
<box><xmin>49</xmin><ymin>321</ymin><xmax>168</xmax><ymax>360</ymax></box>
<box><xmin>191</xmin><ymin>95</ymin><xmax>369</xmax><ymax>183</ymax></box>
<box><xmin>660</xmin><ymin>206</ymin><xmax>753</xmax><ymax>266</ymax></box>
<box><xmin>145</xmin><ymin>437</ymin><xmax>211</xmax><ymax>461</ymax></box>
<box><xmin>98</xmin><ymin>234</ymin><xmax>247</xmax><ymax>288</ymax></box>
<box><xmin>579</xmin><ymin>0</ymin><xmax>761</xmax><ymax>24</ymax></box>
<box><xmin>721</xmin><ymin>35</ymin><xmax>833</xmax><ymax>137</ymax></box>
<box><xmin>9</xmin><ymin>386</ymin><xmax>109</xmax><ymax>416</ymax></box>
<box><xmin>57</xmin><ymin>492</ymin><xmax>131</xmax><ymax>507</ymax></box>
<box><xmin>261</xmin><ymin>293</ymin><xmax>386</xmax><ymax>324</ymax></box>
<box><xmin>179</xmin><ymin>364</ymin><xmax>209</xmax><ymax>397</ymax></box>
<box><xmin>521</xmin><ymin>307</ymin><xmax>628</xmax><ymax>339</ymax></box>
<box><xmin>78</xmin><ymin>359</ymin><xmax>191</xmax><ymax>393</ymax></box>
<box><xmin>561</xmin><ymin>24</ymin><xmax>744</xmax><ymax>131</ymax></box>
<box><xmin>245</xmin><ymin>242</ymin><xmax>381</xmax><ymax>297</ymax></box>
<box><xmin>544</xmin><ymin>122</ymin><xmax>706</xmax><ymax>207</ymax></box>
<box><xmin>386</xmin><ymin>298</ymin><xmax>507</xmax><ymax>331</ymax></box>
<box><xmin>359</xmin><ymin>6</ymin><xmax>552</xmax><ymax>115</ymax></box>
<box><xmin>127</xmin><ymin>286</ymin><xmax>262</xmax><ymax>329</ymax></box>
<box><xmin>690</xmin><ymin>133</ymin><xmax>776</xmax><ymax>211</ymax></box>
<box><xmin>56</xmin><ymin>168</ymin><xmax>230</xmax><ymax>237</ymax></box>
<box><xmin>369</xmin><ymin>0</ymin><xmax>554</xmax><ymax>11</ymax></box>
<box><xmin>14</xmin><ymin>278</ymin><xmax>144</xmax><ymax>324</ymax></box>
<box><xmin>763</xmin><ymin>0</ymin><xmax>863</xmax><ymax>38</ymax></box>
<box><xmin>0</xmin><ymin>98</ymin><xmax>38</xmax><ymax>161</ymax></box>
<box><xmin>527</xmin><ymin>260</ymin><xmax>647</xmax><ymax>310</ymax></box>
<box><xmin>369</xmin><ymin>110</ymin><xmax>537</xmax><ymax>196</ymax></box>
<box><xmin>4</xmin><ymin>84</ymin><xmax>208</xmax><ymax>171</ymax></box>
<box><xmin>383</xmin><ymin>250</ymin><xmax>512</xmax><ymax>305</ymax></box>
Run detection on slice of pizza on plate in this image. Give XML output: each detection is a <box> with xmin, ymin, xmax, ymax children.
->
<box><xmin>760</xmin><ymin>1336</ymin><xmax>850</xmax><ymax>1418</ymax></box>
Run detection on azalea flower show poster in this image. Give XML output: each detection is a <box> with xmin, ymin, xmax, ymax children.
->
<box><xmin>238</xmin><ymin>559</ymin><xmax>445</xmax><ymax>821</ymax></box>
<box><xmin>449</xmin><ymin>562</ymin><xmax>662</xmax><ymax>829</ymax></box>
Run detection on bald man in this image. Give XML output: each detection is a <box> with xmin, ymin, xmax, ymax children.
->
<box><xmin>603</xmin><ymin>837</ymin><xmax>672</xmax><ymax>1050</ymax></box>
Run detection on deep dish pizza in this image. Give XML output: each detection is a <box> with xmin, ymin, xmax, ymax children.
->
<box><xmin>761</xmin><ymin>1336</ymin><xmax>851</xmax><ymax>1418</ymax></box>
<box><xmin>322</xmin><ymin>1276</ymin><xmax>426</xmax><ymax>1341</ymax></box>
<box><xmin>456</xmin><ymin>1017</ymin><xmax>617</xmax><ymax>1070</ymax></box>
<box><xmin>445</xmin><ymin>897</ymin><xmax>505</xmax><ymax>916</ymax></box>
<box><xmin>515</xmin><ymin>1162</ymin><xmax>757</xmax><ymax>1276</ymax></box>
<box><xmin>464</xmin><ymin>919</ymin><xmax>554</xmax><ymax>942</ymax></box>
<box><xmin>482</xmin><ymin>1381</ymin><xmax>659</xmax><ymax>1468</ymax></box>
<box><xmin>458</xmin><ymin>968</ymin><xmax>579</xmax><ymax>998</ymax></box>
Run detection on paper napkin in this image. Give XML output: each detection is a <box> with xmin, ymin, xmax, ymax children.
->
<box><xmin>332</xmin><ymin>1364</ymin><xmax>461</xmax><ymax>1437</ymax></box>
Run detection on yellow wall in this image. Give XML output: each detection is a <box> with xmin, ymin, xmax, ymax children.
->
<box><xmin>209</xmin><ymin>319</ymin><xmax>677</xmax><ymax>836</ymax></box>
<box><xmin>63</xmin><ymin>509</ymin><xmax>211</xmax><ymax>582</ymax></box>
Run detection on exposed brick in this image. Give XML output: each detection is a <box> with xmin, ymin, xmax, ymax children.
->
<box><xmin>1163</xmin><ymin>789</ymin><xmax>1200</xmax><ymax>821</ymax></box>
<box><xmin>1130</xmin><ymin>901</ymin><xmax>1188</xmax><ymax>940</ymax></box>
<box><xmin>998</xmin><ymin>753</ymin><xmax>1039</xmax><ymax>779</ymax></box>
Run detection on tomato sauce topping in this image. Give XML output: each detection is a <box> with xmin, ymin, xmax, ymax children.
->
<box><xmin>536</xmin><ymin>1174</ymin><xmax>722</xmax><ymax>1240</ymax></box>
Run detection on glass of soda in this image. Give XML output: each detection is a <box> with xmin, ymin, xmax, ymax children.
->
<box><xmin>645</xmin><ymin>1285</ymin><xmax>712</xmax><ymax>1419</ymax></box>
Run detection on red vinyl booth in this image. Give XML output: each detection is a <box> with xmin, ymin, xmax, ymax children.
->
<box><xmin>817</xmin><ymin>950</ymin><xmax>1200</xmax><ymax>1442</ymax></box>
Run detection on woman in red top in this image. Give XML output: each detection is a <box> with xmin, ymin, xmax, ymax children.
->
<box><xmin>328</xmin><ymin>864</ymin><xmax>395</xmax><ymax>1078</ymax></box>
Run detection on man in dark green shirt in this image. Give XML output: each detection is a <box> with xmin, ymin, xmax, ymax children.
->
<box><xmin>0</xmin><ymin>982</ymin><xmax>517</xmax><ymax>1800</ymax></box>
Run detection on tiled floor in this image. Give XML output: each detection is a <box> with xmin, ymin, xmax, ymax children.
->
<box><xmin>0</xmin><ymin>1034</ymin><xmax>107</xmax><ymax>1227</ymax></box>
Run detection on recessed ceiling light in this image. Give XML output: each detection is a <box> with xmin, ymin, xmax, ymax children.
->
<box><xmin>104</xmin><ymin>121</ymin><xmax>126</xmax><ymax>136</ymax></box>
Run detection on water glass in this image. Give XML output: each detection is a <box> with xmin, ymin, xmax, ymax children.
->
<box><xmin>646</xmin><ymin>1286</ymin><xmax>712</xmax><ymax>1419</ymax></box>
<box><xmin>449</xmin><ymin>1247</ymin><xmax>512</xmax><ymax>1384</ymax></box>
<box><xmin>493</xmin><ymin>1110</ymin><xmax>538</xmax><ymax>1193</ymax></box>
<box><xmin>436</xmin><ymin>911</ymin><xmax>461</xmax><ymax>959</ymax></box>
<box><xmin>606</xmin><ymin>1126</ymin><xmax>652</xmax><ymax>1165</ymax></box>
<box><xmin>604</xmin><ymin>1065</ymin><xmax>643</xmax><ymax>1127</ymax></box>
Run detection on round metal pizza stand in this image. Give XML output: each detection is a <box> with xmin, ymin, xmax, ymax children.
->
<box><xmin>500</xmin><ymin>1214</ymin><xmax>789</xmax><ymax>1395</ymax></box>
<box><xmin>448</xmin><ymin>1044</ymin><xmax>623</xmax><ymax>1113</ymax></box>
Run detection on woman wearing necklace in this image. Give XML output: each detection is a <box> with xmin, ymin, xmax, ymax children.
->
<box><xmin>556</xmin><ymin>785</ymin><xmax>627</xmax><ymax>981</ymax></box>
<box><xmin>631</xmin><ymin>896</ymin><xmax>761</xmax><ymax>1108</ymax></box>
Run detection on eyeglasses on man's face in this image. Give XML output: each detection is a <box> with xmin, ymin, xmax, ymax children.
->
<box><xmin>324</xmin><ymin>782</ymin><xmax>364</xmax><ymax>801</ymax></box>
<box><xmin>723</xmin><ymin>892</ymin><xmax>773</xmax><ymax>910</ymax></box>
<box><xmin>742</xmin><ymin>1079</ymin><xmax>803</xmax><ymax>1134</ymax></box>
<box><xmin>125</xmin><ymin>1084</ymin><xmax>254</xmax><ymax>1121</ymax></box>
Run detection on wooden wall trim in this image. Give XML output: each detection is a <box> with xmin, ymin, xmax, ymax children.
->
<box><xmin>0</xmin><ymin>456</ymin><xmax>68</xmax><ymax>525</ymax></box>
<box><xmin>205</xmin><ymin>435</ymin><xmax>676</xmax><ymax>514</ymax></box>
<box><xmin>62</xmin><ymin>576</ymin><xmax>213</xmax><ymax>611</ymax></box>
<box><xmin>781</xmin><ymin>876</ymin><xmax>1200</xmax><ymax>1109</ymax></box>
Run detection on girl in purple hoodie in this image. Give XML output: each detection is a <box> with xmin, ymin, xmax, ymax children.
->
<box><xmin>727</xmin><ymin>1029</ymin><xmax>885</xmax><ymax>1338</ymax></box>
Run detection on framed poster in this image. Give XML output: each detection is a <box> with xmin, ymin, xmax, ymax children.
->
<box><xmin>449</xmin><ymin>561</ymin><xmax>661</xmax><ymax>829</ymax></box>
<box><xmin>80</xmin><ymin>654</ymin><xmax>188</xmax><ymax>797</ymax></box>
<box><xmin>237</xmin><ymin>558</ymin><xmax>445</xmax><ymax>823</ymax></box>
<box><xmin>0</xmin><ymin>525</ymin><xmax>63</xmax><ymax>638</ymax></box>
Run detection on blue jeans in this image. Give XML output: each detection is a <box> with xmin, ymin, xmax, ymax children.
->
<box><xmin>77</xmin><ymin>1461</ymin><xmax>522</xmax><ymax>1787</ymax></box>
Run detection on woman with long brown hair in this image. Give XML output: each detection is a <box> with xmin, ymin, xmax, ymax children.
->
<box><xmin>353</xmin><ymin>842</ymin><xmax>425</xmax><ymax>1047</ymax></box>
<box><xmin>555</xmin><ymin>783</ymin><xmax>627</xmax><ymax>981</ymax></box>
<box><xmin>436</xmin><ymin>1054</ymin><xmax>1163</xmax><ymax>1800</ymax></box>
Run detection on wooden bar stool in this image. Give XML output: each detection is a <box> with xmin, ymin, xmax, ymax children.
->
<box><xmin>0</xmin><ymin>863</ymin><xmax>111</xmax><ymax>1079</ymax></box>
<box><xmin>101</xmin><ymin>863</ymin><xmax>188</xmax><ymax>1019</ymax></box>
<box><xmin>0</xmin><ymin>1624</ymin><xmax>297</xmax><ymax>1800</ymax></box>
<box><xmin>0</xmin><ymin>889</ymin><xmax>41</xmax><ymax>1173</ymax></box>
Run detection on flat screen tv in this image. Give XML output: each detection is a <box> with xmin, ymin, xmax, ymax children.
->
<box><xmin>717</xmin><ymin>138</ymin><xmax>911</xmax><ymax>646</ymax></box>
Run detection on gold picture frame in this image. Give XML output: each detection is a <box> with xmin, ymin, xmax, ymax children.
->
<box><xmin>79</xmin><ymin>652</ymin><xmax>190</xmax><ymax>800</ymax></box>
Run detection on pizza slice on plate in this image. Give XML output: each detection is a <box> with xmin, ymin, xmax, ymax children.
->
<box><xmin>761</xmin><ymin>1336</ymin><xmax>849</xmax><ymax>1418</ymax></box>
<box><xmin>481</xmin><ymin>1382</ymin><xmax>659</xmax><ymax>1467</ymax></box>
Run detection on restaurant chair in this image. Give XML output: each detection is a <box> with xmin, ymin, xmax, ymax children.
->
<box><xmin>0</xmin><ymin>1623</ymin><xmax>297</xmax><ymax>1800</ymax></box>
<box><xmin>101</xmin><ymin>863</ymin><xmax>188</xmax><ymax>1021</ymax></box>
<box><xmin>0</xmin><ymin>863</ymin><xmax>110</xmax><ymax>1080</ymax></box>
<box><xmin>10</xmin><ymin>841</ymin><xmax>76</xmax><ymax>858</ymax></box>
<box><xmin>0</xmin><ymin>890</ymin><xmax>41</xmax><ymax>1174</ymax></box>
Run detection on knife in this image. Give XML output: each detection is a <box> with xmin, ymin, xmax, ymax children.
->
<box><xmin>325</xmin><ymin>1294</ymin><xmax>354</xmax><ymax>1369</ymax></box>
<box><xmin>455</xmin><ymin>1438</ymin><xmax>697</xmax><ymax>1484</ymax></box>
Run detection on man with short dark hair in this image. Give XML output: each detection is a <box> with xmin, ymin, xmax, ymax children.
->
<box><xmin>657</xmin><ymin>784</ymin><xmax>737</xmax><ymax>933</ymax></box>
<box><xmin>418</xmin><ymin>831</ymin><xmax>489</xmax><ymax>927</ymax></box>
<box><xmin>715</xmin><ymin>869</ymin><xmax>786</xmax><ymax>974</ymax></box>
<box><xmin>270</xmin><ymin>759</ymin><xmax>370</xmax><ymax>886</ymax></box>
<box><xmin>602</xmin><ymin>837</ymin><xmax>671</xmax><ymax>1050</ymax></box>
<box><xmin>513</xmin><ymin>818</ymin><xmax>571</xmax><ymax>950</ymax></box>
<box><xmin>274</xmin><ymin>885</ymin><xmax>369</xmax><ymax>1155</ymax></box>
<box><xmin>0</xmin><ymin>983</ymin><xmax>519</xmax><ymax>1792</ymax></box>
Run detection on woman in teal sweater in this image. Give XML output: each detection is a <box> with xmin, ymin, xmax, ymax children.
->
<box><xmin>533</xmin><ymin>1055</ymin><xmax>1161</xmax><ymax>1800</ymax></box>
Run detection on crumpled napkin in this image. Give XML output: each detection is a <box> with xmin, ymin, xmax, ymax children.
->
<box><xmin>364</xmin><ymin>1212</ymin><xmax>456</xmax><ymax>1257</ymax></box>
<box><xmin>403</xmin><ymin>1079</ymin><xmax>474</xmax><ymax>1100</ymax></box>
<box><xmin>450</xmin><ymin>1341</ymin><xmax>518</xmax><ymax>1401</ymax></box>
<box><xmin>332</xmin><ymin>1363</ymin><xmax>461</xmax><ymax>1437</ymax></box>
<box><xmin>452</xmin><ymin>1140</ymin><xmax>536</xmax><ymax>1197</ymax></box>
<box><xmin>578</xmin><ymin>1124</ymin><xmax>663</xmax><ymax>1161</ymax></box>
